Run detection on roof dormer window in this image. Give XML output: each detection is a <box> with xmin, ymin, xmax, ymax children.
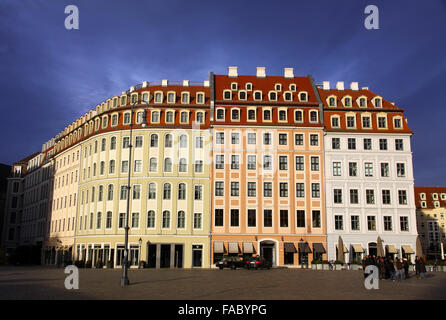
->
<box><xmin>275</xmin><ymin>84</ymin><xmax>282</xmax><ymax>91</ymax></box>
<box><xmin>239</xmin><ymin>91</ymin><xmax>247</xmax><ymax>100</ymax></box>
<box><xmin>196</xmin><ymin>92</ymin><xmax>205</xmax><ymax>104</ymax></box>
<box><xmin>344</xmin><ymin>97</ymin><xmax>351</xmax><ymax>107</ymax></box>
<box><xmin>269</xmin><ymin>91</ymin><xmax>277</xmax><ymax>101</ymax></box>
<box><xmin>245</xmin><ymin>83</ymin><xmax>252</xmax><ymax>91</ymax></box>
<box><xmin>359</xmin><ymin>98</ymin><xmax>366</xmax><ymax>107</ymax></box>
<box><xmin>154</xmin><ymin>92</ymin><xmax>163</xmax><ymax>103</ymax></box>
<box><xmin>289</xmin><ymin>84</ymin><xmax>296</xmax><ymax>91</ymax></box>
<box><xmin>374</xmin><ymin>98</ymin><xmax>382</xmax><ymax>107</ymax></box>
<box><xmin>420</xmin><ymin>193</ymin><xmax>426</xmax><ymax>200</ymax></box>
<box><xmin>328</xmin><ymin>96</ymin><xmax>336</xmax><ymax>107</ymax></box>
<box><xmin>284</xmin><ymin>92</ymin><xmax>292</xmax><ymax>101</ymax></box>
<box><xmin>299</xmin><ymin>92</ymin><xmax>308</xmax><ymax>102</ymax></box>
<box><xmin>181</xmin><ymin>92</ymin><xmax>190</xmax><ymax>104</ymax></box>
<box><xmin>223</xmin><ymin>90</ymin><xmax>232</xmax><ymax>100</ymax></box>
<box><xmin>254</xmin><ymin>91</ymin><xmax>262</xmax><ymax>101</ymax></box>
<box><xmin>432</xmin><ymin>193</ymin><xmax>438</xmax><ymax>200</ymax></box>
<box><xmin>231</xmin><ymin>82</ymin><xmax>238</xmax><ymax>90</ymax></box>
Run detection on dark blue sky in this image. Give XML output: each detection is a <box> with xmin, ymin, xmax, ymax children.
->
<box><xmin>0</xmin><ymin>0</ymin><xmax>445</xmax><ymax>186</ymax></box>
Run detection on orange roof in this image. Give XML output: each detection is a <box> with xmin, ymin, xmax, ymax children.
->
<box><xmin>414</xmin><ymin>187</ymin><xmax>446</xmax><ymax>209</ymax></box>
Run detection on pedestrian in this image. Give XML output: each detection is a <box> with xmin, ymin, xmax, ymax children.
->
<box><xmin>394</xmin><ymin>258</ymin><xmax>403</xmax><ymax>281</ymax></box>
<box><xmin>402</xmin><ymin>258</ymin><xmax>409</xmax><ymax>279</ymax></box>
<box><xmin>379</xmin><ymin>257</ymin><xmax>386</xmax><ymax>279</ymax></box>
<box><xmin>362</xmin><ymin>256</ymin><xmax>367</xmax><ymax>278</ymax></box>
<box><xmin>387</xmin><ymin>257</ymin><xmax>395</xmax><ymax>281</ymax></box>
<box><xmin>419</xmin><ymin>257</ymin><xmax>427</xmax><ymax>279</ymax></box>
<box><xmin>415</xmin><ymin>256</ymin><xmax>421</xmax><ymax>279</ymax></box>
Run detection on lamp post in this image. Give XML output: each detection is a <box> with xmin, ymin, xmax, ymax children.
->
<box><xmin>121</xmin><ymin>96</ymin><xmax>149</xmax><ymax>287</ymax></box>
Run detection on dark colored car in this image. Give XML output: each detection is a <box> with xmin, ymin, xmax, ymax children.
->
<box><xmin>216</xmin><ymin>256</ymin><xmax>246</xmax><ymax>269</ymax></box>
<box><xmin>246</xmin><ymin>256</ymin><xmax>272</xmax><ymax>269</ymax></box>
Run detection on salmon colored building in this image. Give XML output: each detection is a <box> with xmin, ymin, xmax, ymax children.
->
<box><xmin>209</xmin><ymin>67</ymin><xmax>327</xmax><ymax>267</ymax></box>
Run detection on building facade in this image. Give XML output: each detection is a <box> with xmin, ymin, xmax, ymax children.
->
<box><xmin>210</xmin><ymin>67</ymin><xmax>327</xmax><ymax>267</ymax></box>
<box><xmin>414</xmin><ymin>187</ymin><xmax>446</xmax><ymax>260</ymax></box>
<box><xmin>319</xmin><ymin>81</ymin><xmax>418</xmax><ymax>263</ymax></box>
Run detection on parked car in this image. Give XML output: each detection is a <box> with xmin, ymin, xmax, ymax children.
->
<box><xmin>216</xmin><ymin>256</ymin><xmax>246</xmax><ymax>269</ymax></box>
<box><xmin>246</xmin><ymin>256</ymin><xmax>272</xmax><ymax>269</ymax></box>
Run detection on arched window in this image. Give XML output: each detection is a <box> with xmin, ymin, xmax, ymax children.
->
<box><xmin>239</xmin><ymin>91</ymin><xmax>247</xmax><ymax>100</ymax></box>
<box><xmin>223</xmin><ymin>90</ymin><xmax>231</xmax><ymax>100</ymax></box>
<box><xmin>147</xmin><ymin>210</ymin><xmax>155</xmax><ymax>228</ymax></box>
<box><xmin>109</xmin><ymin>160</ymin><xmax>115</xmax><ymax>174</ymax></box>
<box><xmin>167</xmin><ymin>92</ymin><xmax>175</xmax><ymax>103</ymax></box>
<box><xmin>231</xmin><ymin>109</ymin><xmax>239</xmax><ymax>120</ymax></box>
<box><xmin>150</xmin><ymin>134</ymin><xmax>158</xmax><ymax>147</ymax></box>
<box><xmin>151</xmin><ymin>111</ymin><xmax>159</xmax><ymax>123</ymax></box>
<box><xmin>166</xmin><ymin>111</ymin><xmax>174</xmax><ymax>123</ymax></box>
<box><xmin>148</xmin><ymin>183</ymin><xmax>156</xmax><ymax>199</ymax></box>
<box><xmin>178</xmin><ymin>183</ymin><xmax>186</xmax><ymax>200</ymax></box>
<box><xmin>269</xmin><ymin>92</ymin><xmax>277</xmax><ymax>101</ymax></box>
<box><xmin>165</xmin><ymin>134</ymin><xmax>173</xmax><ymax>148</ymax></box>
<box><xmin>216</xmin><ymin>109</ymin><xmax>225</xmax><ymax>120</ymax></box>
<box><xmin>101</xmin><ymin>138</ymin><xmax>106</xmax><ymax>151</ymax></box>
<box><xmin>107</xmin><ymin>185</ymin><xmax>113</xmax><ymax>201</ymax></box>
<box><xmin>310</xmin><ymin>111</ymin><xmax>318</xmax><ymax>122</ymax></box>
<box><xmin>285</xmin><ymin>92</ymin><xmax>292</xmax><ymax>101</ymax></box>
<box><xmin>179</xmin><ymin>135</ymin><xmax>187</xmax><ymax>148</ymax></box>
<box><xmin>299</xmin><ymin>92</ymin><xmax>307</xmax><ymax>101</ymax></box>
<box><xmin>329</xmin><ymin>97</ymin><xmax>336</xmax><ymax>107</ymax></box>
<box><xmin>179</xmin><ymin>158</ymin><xmax>187</xmax><ymax>172</ymax></box>
<box><xmin>359</xmin><ymin>98</ymin><xmax>366</xmax><ymax>107</ymax></box>
<box><xmin>248</xmin><ymin>109</ymin><xmax>256</xmax><ymax>120</ymax></box>
<box><xmin>344</xmin><ymin>97</ymin><xmax>351</xmax><ymax>107</ymax></box>
<box><xmin>196</xmin><ymin>112</ymin><xmax>204</xmax><ymax>124</ymax></box>
<box><xmin>177</xmin><ymin>211</ymin><xmax>185</xmax><ymax>228</ymax></box>
<box><xmin>279</xmin><ymin>110</ymin><xmax>287</xmax><ymax>121</ymax></box>
<box><xmin>263</xmin><ymin>109</ymin><xmax>271</xmax><ymax>121</ymax></box>
<box><xmin>162</xmin><ymin>211</ymin><xmax>170</xmax><ymax>228</ymax></box>
<box><xmin>180</xmin><ymin>112</ymin><xmax>189</xmax><ymax>123</ymax></box>
<box><xmin>295</xmin><ymin>110</ymin><xmax>303</xmax><ymax>122</ymax></box>
<box><xmin>163</xmin><ymin>184</ymin><xmax>171</xmax><ymax>200</ymax></box>
<box><xmin>149</xmin><ymin>158</ymin><xmax>157</xmax><ymax>172</ymax></box>
<box><xmin>254</xmin><ymin>91</ymin><xmax>262</xmax><ymax>100</ymax></box>
<box><xmin>142</xmin><ymin>93</ymin><xmax>149</xmax><ymax>103</ymax></box>
<box><xmin>164</xmin><ymin>158</ymin><xmax>172</xmax><ymax>172</ymax></box>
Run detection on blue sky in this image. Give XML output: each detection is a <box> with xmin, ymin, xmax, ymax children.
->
<box><xmin>0</xmin><ymin>0</ymin><xmax>445</xmax><ymax>186</ymax></box>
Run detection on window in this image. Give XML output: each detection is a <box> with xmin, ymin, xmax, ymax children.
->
<box><xmin>263</xmin><ymin>155</ymin><xmax>272</xmax><ymax>170</ymax></box>
<box><xmin>350</xmin><ymin>189</ymin><xmax>359</xmax><ymax>204</ymax></box>
<box><xmin>100</xmin><ymin>161</ymin><xmax>105</xmax><ymax>175</ymax></box>
<box><xmin>101</xmin><ymin>138</ymin><xmax>106</xmax><ymax>151</ymax></box>
<box><xmin>398</xmin><ymin>190</ymin><xmax>407</xmax><ymax>205</ymax></box>
<box><xmin>295</xmin><ymin>156</ymin><xmax>304</xmax><ymax>171</ymax></box>
<box><xmin>231</xmin><ymin>133</ymin><xmax>239</xmax><ymax>144</ymax></box>
<box><xmin>332</xmin><ymin>138</ymin><xmax>340</xmax><ymax>149</ymax></box>
<box><xmin>247</xmin><ymin>109</ymin><xmax>256</xmax><ymax>120</ymax></box>
<box><xmin>333</xmin><ymin>162</ymin><xmax>341</xmax><ymax>176</ymax></box>
<box><xmin>247</xmin><ymin>209</ymin><xmax>256</xmax><ymax>227</ymax></box>
<box><xmin>163</xmin><ymin>183</ymin><xmax>171</xmax><ymax>200</ymax></box>
<box><xmin>269</xmin><ymin>92</ymin><xmax>277</xmax><ymax>101</ymax></box>
<box><xmin>397</xmin><ymin>163</ymin><xmax>406</xmax><ymax>177</ymax></box>
<box><xmin>254</xmin><ymin>91</ymin><xmax>262</xmax><ymax>100</ymax></box>
<box><xmin>279</xmin><ymin>156</ymin><xmax>288</xmax><ymax>170</ymax></box>
<box><xmin>120</xmin><ymin>185</ymin><xmax>128</xmax><ymax>200</ymax></box>
<box><xmin>348</xmin><ymin>138</ymin><xmax>356</xmax><ymax>150</ymax></box>
<box><xmin>344</xmin><ymin>97</ymin><xmax>351</xmax><ymax>107</ymax></box>
<box><xmin>239</xmin><ymin>91</ymin><xmax>247</xmax><ymax>100</ymax></box>
<box><xmin>215</xmin><ymin>209</ymin><xmax>224</xmax><ymax>227</ymax></box>
<box><xmin>296</xmin><ymin>183</ymin><xmax>304</xmax><ymax>197</ymax></box>
<box><xmin>366</xmin><ymin>189</ymin><xmax>375</xmax><ymax>204</ymax></box>
<box><xmin>148</xmin><ymin>183</ymin><xmax>156</xmax><ymax>199</ymax></box>
<box><xmin>379</xmin><ymin>139</ymin><xmax>387</xmax><ymax>150</ymax></box>
<box><xmin>248</xmin><ymin>182</ymin><xmax>256</xmax><ymax>197</ymax></box>
<box><xmin>312</xmin><ymin>183</ymin><xmax>320</xmax><ymax>198</ymax></box>
<box><xmin>215</xmin><ymin>154</ymin><xmax>224</xmax><ymax>169</ymax></box>
<box><xmin>284</xmin><ymin>92</ymin><xmax>292</xmax><ymax>101</ymax></box>
<box><xmin>331</xmin><ymin>117</ymin><xmax>339</xmax><ymax>127</ymax></box>
<box><xmin>295</xmin><ymin>110</ymin><xmax>303</xmax><ymax>122</ymax></box>
<box><xmin>216</xmin><ymin>132</ymin><xmax>224</xmax><ymax>144</ymax></box>
<box><xmin>147</xmin><ymin>211</ymin><xmax>155</xmax><ymax>228</ymax></box>
<box><xmin>362</xmin><ymin>116</ymin><xmax>371</xmax><ymax>128</ymax></box>
<box><xmin>264</xmin><ymin>182</ymin><xmax>272</xmax><ymax>197</ymax></box>
<box><xmin>335</xmin><ymin>215</ymin><xmax>343</xmax><ymax>230</ymax></box>
<box><xmin>365</xmin><ymin>163</ymin><xmax>373</xmax><ymax>177</ymax></box>
<box><xmin>382</xmin><ymin>190</ymin><xmax>391</xmax><ymax>205</ymax></box>
<box><xmin>279</xmin><ymin>183</ymin><xmax>288</xmax><ymax>197</ymax></box>
<box><xmin>312</xmin><ymin>210</ymin><xmax>321</xmax><ymax>228</ymax></box>
<box><xmin>247</xmin><ymin>155</ymin><xmax>256</xmax><ymax>170</ymax></box>
<box><xmin>194</xmin><ymin>185</ymin><xmax>202</xmax><ymax>200</ymax></box>
<box><xmin>230</xmin><ymin>155</ymin><xmax>239</xmax><ymax>170</ymax></box>
<box><xmin>349</xmin><ymin>162</ymin><xmax>357</xmax><ymax>177</ymax></box>
<box><xmin>263</xmin><ymin>133</ymin><xmax>272</xmax><ymax>145</ymax></box>
<box><xmin>150</xmin><ymin>134</ymin><xmax>158</xmax><ymax>147</ymax></box>
<box><xmin>395</xmin><ymin>139</ymin><xmax>404</xmax><ymax>151</ymax></box>
<box><xmin>123</xmin><ymin>113</ymin><xmax>131</xmax><ymax>125</ymax></box>
<box><xmin>106</xmin><ymin>211</ymin><xmax>112</xmax><ymax>229</ymax></box>
<box><xmin>279</xmin><ymin>133</ymin><xmax>287</xmax><ymax>145</ymax></box>
<box><xmin>180</xmin><ymin>111</ymin><xmax>189</xmax><ymax>123</ymax></box>
<box><xmin>394</xmin><ymin>118</ymin><xmax>402</xmax><ymax>129</ymax></box>
<box><xmin>384</xmin><ymin>216</ymin><xmax>392</xmax><ymax>231</ymax></box>
<box><xmin>107</xmin><ymin>185</ymin><xmax>114</xmax><ymax>201</ymax></box>
<box><xmin>381</xmin><ymin>163</ymin><xmax>389</xmax><ymax>177</ymax></box>
<box><xmin>359</xmin><ymin>98</ymin><xmax>366</xmax><ymax>107</ymax></box>
<box><xmin>334</xmin><ymin>189</ymin><xmax>343</xmax><ymax>204</ymax></box>
<box><xmin>300</xmin><ymin>92</ymin><xmax>307</xmax><ymax>101</ymax></box>
<box><xmin>178</xmin><ymin>183</ymin><xmax>186</xmax><ymax>200</ymax></box>
<box><xmin>119</xmin><ymin>213</ymin><xmax>125</xmax><ymax>228</ymax></box>
<box><xmin>310</xmin><ymin>134</ymin><xmax>318</xmax><ymax>146</ymax></box>
<box><xmin>231</xmin><ymin>82</ymin><xmax>238</xmax><ymax>90</ymax></box>
<box><xmin>122</xmin><ymin>137</ymin><xmax>130</xmax><ymax>149</ymax></box>
<box><xmin>367</xmin><ymin>216</ymin><xmax>376</xmax><ymax>231</ymax></box>
<box><xmin>165</xmin><ymin>134</ymin><xmax>173</xmax><ymax>148</ymax></box>
<box><xmin>223</xmin><ymin>90</ymin><xmax>231</xmax><ymax>100</ymax></box>
<box><xmin>280</xmin><ymin>210</ymin><xmax>289</xmax><ymax>227</ymax></box>
<box><xmin>230</xmin><ymin>209</ymin><xmax>239</xmax><ymax>227</ymax></box>
<box><xmin>179</xmin><ymin>158</ymin><xmax>187</xmax><ymax>172</ymax></box>
<box><xmin>347</xmin><ymin>116</ymin><xmax>355</xmax><ymax>128</ymax></box>
<box><xmin>230</xmin><ymin>181</ymin><xmax>240</xmax><ymax>197</ymax></box>
<box><xmin>151</xmin><ymin>111</ymin><xmax>159</xmax><ymax>123</ymax></box>
<box><xmin>162</xmin><ymin>211</ymin><xmax>170</xmax><ymax>229</ymax></box>
<box><xmin>179</xmin><ymin>135</ymin><xmax>188</xmax><ymax>148</ymax></box>
<box><xmin>264</xmin><ymin>210</ymin><xmax>272</xmax><ymax>227</ymax></box>
<box><xmin>310</xmin><ymin>111</ymin><xmax>317</xmax><ymax>122</ymax></box>
<box><xmin>121</xmin><ymin>160</ymin><xmax>129</xmax><ymax>173</ymax></box>
<box><xmin>134</xmin><ymin>160</ymin><xmax>142</xmax><ymax>173</ymax></box>
<box><xmin>400</xmin><ymin>217</ymin><xmax>409</xmax><ymax>231</ymax></box>
<box><xmin>164</xmin><ymin>158</ymin><xmax>172</xmax><ymax>172</ymax></box>
<box><xmin>363</xmin><ymin>138</ymin><xmax>372</xmax><ymax>150</ymax></box>
<box><xmin>215</xmin><ymin>182</ymin><xmax>224</xmax><ymax>196</ymax></box>
<box><xmin>181</xmin><ymin>92</ymin><xmax>189</xmax><ymax>104</ymax></box>
<box><xmin>310</xmin><ymin>157</ymin><xmax>319</xmax><ymax>171</ymax></box>
<box><xmin>351</xmin><ymin>216</ymin><xmax>360</xmax><ymax>231</ymax></box>
<box><xmin>193</xmin><ymin>213</ymin><xmax>202</xmax><ymax>229</ymax></box>
<box><xmin>263</xmin><ymin>109</ymin><xmax>271</xmax><ymax>121</ymax></box>
<box><xmin>295</xmin><ymin>134</ymin><xmax>304</xmax><ymax>146</ymax></box>
<box><xmin>216</xmin><ymin>108</ymin><xmax>225</xmax><ymax>120</ymax></box>
<box><xmin>166</xmin><ymin>111</ymin><xmax>174</xmax><ymax>123</ymax></box>
<box><xmin>296</xmin><ymin>210</ymin><xmax>305</xmax><ymax>228</ymax></box>
<box><xmin>378</xmin><ymin>117</ymin><xmax>386</xmax><ymax>128</ymax></box>
<box><xmin>196</xmin><ymin>112</ymin><xmax>204</xmax><ymax>124</ymax></box>
<box><xmin>375</xmin><ymin>98</ymin><xmax>382</xmax><ymax>107</ymax></box>
<box><xmin>149</xmin><ymin>158</ymin><xmax>157</xmax><ymax>172</ymax></box>
<box><xmin>329</xmin><ymin>97</ymin><xmax>336</xmax><ymax>107</ymax></box>
<box><xmin>131</xmin><ymin>212</ymin><xmax>139</xmax><ymax>228</ymax></box>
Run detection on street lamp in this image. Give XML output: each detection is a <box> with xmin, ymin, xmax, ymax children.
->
<box><xmin>121</xmin><ymin>96</ymin><xmax>149</xmax><ymax>287</ymax></box>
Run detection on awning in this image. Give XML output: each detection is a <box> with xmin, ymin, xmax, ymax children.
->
<box><xmin>284</xmin><ymin>242</ymin><xmax>297</xmax><ymax>253</ymax></box>
<box><xmin>298</xmin><ymin>242</ymin><xmax>312</xmax><ymax>253</ymax></box>
<box><xmin>386</xmin><ymin>245</ymin><xmax>398</xmax><ymax>254</ymax></box>
<box><xmin>228</xmin><ymin>242</ymin><xmax>239</xmax><ymax>254</ymax></box>
<box><xmin>352</xmin><ymin>244</ymin><xmax>364</xmax><ymax>253</ymax></box>
<box><xmin>313</xmin><ymin>243</ymin><xmax>326</xmax><ymax>254</ymax></box>
<box><xmin>336</xmin><ymin>245</ymin><xmax>348</xmax><ymax>253</ymax></box>
<box><xmin>243</xmin><ymin>242</ymin><xmax>254</xmax><ymax>254</ymax></box>
<box><xmin>213</xmin><ymin>241</ymin><xmax>224</xmax><ymax>254</ymax></box>
<box><xmin>401</xmin><ymin>245</ymin><xmax>414</xmax><ymax>254</ymax></box>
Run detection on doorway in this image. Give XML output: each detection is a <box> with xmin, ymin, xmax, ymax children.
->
<box><xmin>174</xmin><ymin>245</ymin><xmax>183</xmax><ymax>268</ymax></box>
<box><xmin>192</xmin><ymin>245</ymin><xmax>202</xmax><ymax>267</ymax></box>
<box><xmin>368</xmin><ymin>242</ymin><xmax>377</xmax><ymax>257</ymax></box>
<box><xmin>147</xmin><ymin>244</ymin><xmax>157</xmax><ymax>268</ymax></box>
<box><xmin>260</xmin><ymin>241</ymin><xmax>276</xmax><ymax>266</ymax></box>
<box><xmin>160</xmin><ymin>244</ymin><xmax>171</xmax><ymax>268</ymax></box>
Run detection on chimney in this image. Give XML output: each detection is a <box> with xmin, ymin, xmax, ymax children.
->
<box><xmin>228</xmin><ymin>66</ymin><xmax>238</xmax><ymax>77</ymax></box>
<box><xmin>203</xmin><ymin>80</ymin><xmax>210</xmax><ymax>87</ymax></box>
<box><xmin>336</xmin><ymin>81</ymin><xmax>344</xmax><ymax>91</ymax></box>
<box><xmin>322</xmin><ymin>81</ymin><xmax>330</xmax><ymax>90</ymax></box>
<box><xmin>350</xmin><ymin>82</ymin><xmax>359</xmax><ymax>91</ymax></box>
<box><xmin>284</xmin><ymin>68</ymin><xmax>294</xmax><ymax>78</ymax></box>
<box><xmin>183</xmin><ymin>80</ymin><xmax>189</xmax><ymax>87</ymax></box>
<box><xmin>256</xmin><ymin>67</ymin><xmax>266</xmax><ymax>78</ymax></box>
<box><xmin>361</xmin><ymin>87</ymin><xmax>369</xmax><ymax>90</ymax></box>
<box><xmin>142</xmin><ymin>81</ymin><xmax>148</xmax><ymax>88</ymax></box>
<box><xmin>162</xmin><ymin>79</ymin><xmax>168</xmax><ymax>87</ymax></box>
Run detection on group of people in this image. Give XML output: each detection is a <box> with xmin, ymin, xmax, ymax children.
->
<box><xmin>361</xmin><ymin>255</ymin><xmax>427</xmax><ymax>281</ymax></box>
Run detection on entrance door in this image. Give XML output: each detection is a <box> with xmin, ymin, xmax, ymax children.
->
<box><xmin>160</xmin><ymin>244</ymin><xmax>171</xmax><ymax>268</ymax></box>
<box><xmin>368</xmin><ymin>243</ymin><xmax>377</xmax><ymax>257</ymax></box>
<box><xmin>260</xmin><ymin>241</ymin><xmax>275</xmax><ymax>266</ymax></box>
<box><xmin>147</xmin><ymin>244</ymin><xmax>157</xmax><ymax>268</ymax></box>
<box><xmin>192</xmin><ymin>245</ymin><xmax>202</xmax><ymax>267</ymax></box>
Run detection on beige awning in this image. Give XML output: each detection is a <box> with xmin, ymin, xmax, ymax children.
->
<box><xmin>401</xmin><ymin>245</ymin><xmax>414</xmax><ymax>254</ymax></box>
<box><xmin>386</xmin><ymin>245</ymin><xmax>398</xmax><ymax>254</ymax></box>
<box><xmin>352</xmin><ymin>244</ymin><xmax>364</xmax><ymax>253</ymax></box>
<box><xmin>228</xmin><ymin>242</ymin><xmax>239</xmax><ymax>254</ymax></box>
<box><xmin>213</xmin><ymin>241</ymin><xmax>224</xmax><ymax>254</ymax></box>
<box><xmin>243</xmin><ymin>242</ymin><xmax>254</xmax><ymax>254</ymax></box>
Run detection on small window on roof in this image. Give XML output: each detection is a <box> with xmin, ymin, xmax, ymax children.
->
<box><xmin>359</xmin><ymin>98</ymin><xmax>366</xmax><ymax>107</ymax></box>
<box><xmin>275</xmin><ymin>84</ymin><xmax>282</xmax><ymax>91</ymax></box>
<box><xmin>344</xmin><ymin>97</ymin><xmax>351</xmax><ymax>107</ymax></box>
<box><xmin>254</xmin><ymin>91</ymin><xmax>262</xmax><ymax>100</ymax></box>
<box><xmin>269</xmin><ymin>92</ymin><xmax>277</xmax><ymax>101</ymax></box>
<box><xmin>289</xmin><ymin>84</ymin><xmax>296</xmax><ymax>91</ymax></box>
<box><xmin>196</xmin><ymin>93</ymin><xmax>204</xmax><ymax>104</ymax></box>
<box><xmin>231</xmin><ymin>82</ymin><xmax>238</xmax><ymax>90</ymax></box>
<box><xmin>239</xmin><ymin>91</ymin><xmax>247</xmax><ymax>100</ymax></box>
<box><xmin>284</xmin><ymin>92</ymin><xmax>292</xmax><ymax>101</ymax></box>
<box><xmin>224</xmin><ymin>90</ymin><xmax>231</xmax><ymax>100</ymax></box>
<box><xmin>420</xmin><ymin>193</ymin><xmax>426</xmax><ymax>200</ymax></box>
<box><xmin>246</xmin><ymin>83</ymin><xmax>252</xmax><ymax>91</ymax></box>
<box><xmin>375</xmin><ymin>98</ymin><xmax>382</xmax><ymax>107</ymax></box>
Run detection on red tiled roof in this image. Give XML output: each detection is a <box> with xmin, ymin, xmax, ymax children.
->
<box><xmin>414</xmin><ymin>187</ymin><xmax>446</xmax><ymax>209</ymax></box>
